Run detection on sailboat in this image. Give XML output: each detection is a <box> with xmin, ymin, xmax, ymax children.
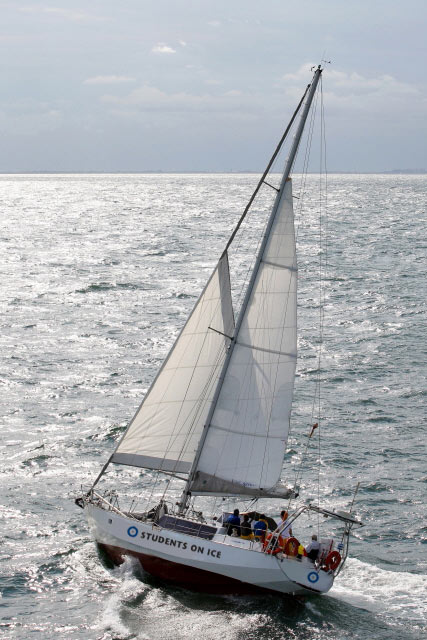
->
<box><xmin>76</xmin><ymin>65</ymin><xmax>363</xmax><ymax>596</ymax></box>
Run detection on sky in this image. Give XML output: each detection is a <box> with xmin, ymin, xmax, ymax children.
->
<box><xmin>1</xmin><ymin>0</ymin><xmax>426</xmax><ymax>172</ymax></box>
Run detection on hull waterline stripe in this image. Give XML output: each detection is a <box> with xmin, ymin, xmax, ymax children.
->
<box><xmin>294</xmin><ymin>581</ymin><xmax>324</xmax><ymax>594</ymax></box>
<box><xmin>97</xmin><ymin>541</ymin><xmax>313</xmax><ymax>596</ymax></box>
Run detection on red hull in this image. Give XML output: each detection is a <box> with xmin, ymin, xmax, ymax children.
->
<box><xmin>98</xmin><ymin>542</ymin><xmax>279</xmax><ymax>595</ymax></box>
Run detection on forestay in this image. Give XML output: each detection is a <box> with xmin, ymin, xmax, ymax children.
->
<box><xmin>111</xmin><ymin>253</ymin><xmax>235</xmax><ymax>474</ymax></box>
<box><xmin>190</xmin><ymin>179</ymin><xmax>297</xmax><ymax>495</ymax></box>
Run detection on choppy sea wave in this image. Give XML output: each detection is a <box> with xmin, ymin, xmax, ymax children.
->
<box><xmin>0</xmin><ymin>173</ymin><xmax>426</xmax><ymax>639</ymax></box>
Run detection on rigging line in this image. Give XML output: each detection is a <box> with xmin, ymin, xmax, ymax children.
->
<box><xmin>295</xmin><ymin>83</ymin><xmax>319</xmax><ymax>233</ymax></box>
<box><xmin>159</xmin><ymin>255</ymin><xmax>235</xmax><ymax>481</ymax></box>
<box><xmin>223</xmin><ymin>208</ymin><xmax>282</xmax><ymax>488</ymax></box>
<box><xmin>161</xmin><ymin>357</ymin><xmax>225</xmax><ymax>492</ymax></box>
<box><xmin>259</xmin><ymin>189</ymin><xmax>298</xmax><ymax>491</ymax></box>
<box><xmin>292</xmin><ymin>78</ymin><xmax>327</xmax><ymax>502</ymax></box>
<box><xmin>232</xmin><ymin>192</ymin><xmax>273</xmax><ymax>314</ymax></box>
<box><xmin>208</xmin><ymin>326</ymin><xmax>234</xmax><ymax>340</ymax></box>
<box><xmin>245</xmin><ymin>89</ymin><xmax>319</xmax><ymax>509</ymax></box>
<box><xmin>147</xmin><ymin>469</ymin><xmax>163</xmax><ymax>507</ymax></box>
<box><xmin>263</xmin><ymin>179</ymin><xmax>280</xmax><ymax>193</ymax></box>
<box><xmin>256</xmin><ymin>109</ymin><xmax>312</xmax><ymax>496</ymax></box>
<box><xmin>285</xmin><ymin>89</ymin><xmax>319</xmax><ymax>500</ymax></box>
<box><xmin>223</xmin><ymin>188</ymin><xmax>297</xmax><ymax>489</ymax></box>
<box><xmin>222</xmin><ymin>83</ymin><xmax>310</xmax><ymax>256</ymax></box>
<box><xmin>321</xmin><ymin>76</ymin><xmax>330</xmax><ymax>303</ymax></box>
<box><xmin>181</xmin><ymin>69</ymin><xmax>323</xmax><ymax>511</ymax></box>
<box><xmin>228</xmin><ymin>147</ymin><xmax>282</xmax><ymax>318</ymax></box>
<box><xmin>208</xmin><ymin>257</ymin><xmax>283</xmax><ymax>488</ymax></box>
<box><xmin>161</xmin><ymin>339</ymin><xmax>229</xmax><ymax>493</ymax></box>
<box><xmin>208</xmin><ymin>200</ymin><xmax>287</xmax><ymax>487</ymax></box>
<box><xmin>160</xmin><ymin>340</ymin><xmax>227</xmax><ymax>500</ymax></box>
<box><xmin>281</xmin><ymin>91</ymin><xmax>320</xmax><ymax>498</ymax></box>
<box><xmin>308</xmin><ymin>74</ymin><xmax>327</xmax><ymax>521</ymax></box>
<box><xmin>270</xmin><ymin>94</ymin><xmax>320</xmax><ymax>491</ymax></box>
<box><xmin>317</xmin><ymin>76</ymin><xmax>327</xmax><ymax>524</ymax></box>
<box><xmin>298</xmin><ymin>75</ymin><xmax>320</xmax><ymax>210</ymax></box>
<box><xmin>290</xmin><ymin>88</ymin><xmax>322</xmax><ymax>499</ymax></box>
<box><xmin>231</xmin><ymin>116</ymin><xmax>294</xmax><ymax>318</ymax></box>
<box><xmin>293</xmin><ymin>96</ymin><xmax>314</xmax><ymax>209</ymax></box>
<box><xmin>209</xmin><ymin>347</ymin><xmax>254</xmax><ymax>486</ymax></box>
<box><xmin>92</xmin><ymin>254</ymin><xmax>232</xmax><ymax>491</ymax></box>
<box><xmin>317</xmin><ymin>79</ymin><xmax>324</xmax><ymax>519</ymax></box>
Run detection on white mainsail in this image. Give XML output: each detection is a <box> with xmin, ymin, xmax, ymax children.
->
<box><xmin>98</xmin><ymin>66</ymin><xmax>322</xmax><ymax>503</ymax></box>
<box><xmin>190</xmin><ymin>179</ymin><xmax>297</xmax><ymax>495</ymax></box>
<box><xmin>111</xmin><ymin>253</ymin><xmax>234</xmax><ymax>474</ymax></box>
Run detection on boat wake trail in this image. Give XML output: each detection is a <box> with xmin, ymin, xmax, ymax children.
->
<box><xmin>330</xmin><ymin>558</ymin><xmax>427</xmax><ymax>630</ymax></box>
<box><xmin>97</xmin><ymin>557</ymin><xmax>150</xmax><ymax>640</ymax></box>
<box><xmin>98</xmin><ymin>557</ymin><xmax>270</xmax><ymax>640</ymax></box>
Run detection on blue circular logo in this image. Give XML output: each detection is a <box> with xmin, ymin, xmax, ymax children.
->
<box><xmin>307</xmin><ymin>571</ymin><xmax>319</xmax><ymax>583</ymax></box>
<box><xmin>127</xmin><ymin>526</ymin><xmax>138</xmax><ymax>538</ymax></box>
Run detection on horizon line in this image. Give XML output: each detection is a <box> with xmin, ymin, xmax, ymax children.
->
<box><xmin>1</xmin><ymin>169</ymin><xmax>426</xmax><ymax>175</ymax></box>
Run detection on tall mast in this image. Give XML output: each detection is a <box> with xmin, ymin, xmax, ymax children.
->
<box><xmin>178</xmin><ymin>66</ymin><xmax>323</xmax><ymax>512</ymax></box>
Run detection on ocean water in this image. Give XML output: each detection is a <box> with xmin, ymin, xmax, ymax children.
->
<box><xmin>0</xmin><ymin>173</ymin><xmax>426</xmax><ymax>639</ymax></box>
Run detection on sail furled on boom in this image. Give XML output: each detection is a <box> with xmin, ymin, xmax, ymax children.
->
<box><xmin>111</xmin><ymin>253</ymin><xmax>235</xmax><ymax>474</ymax></box>
<box><xmin>190</xmin><ymin>179</ymin><xmax>297</xmax><ymax>495</ymax></box>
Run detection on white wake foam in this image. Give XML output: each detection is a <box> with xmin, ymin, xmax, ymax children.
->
<box><xmin>330</xmin><ymin>558</ymin><xmax>427</xmax><ymax>626</ymax></box>
<box><xmin>97</xmin><ymin>557</ymin><xmax>271</xmax><ymax>640</ymax></box>
<box><xmin>97</xmin><ymin>557</ymin><xmax>150</xmax><ymax>640</ymax></box>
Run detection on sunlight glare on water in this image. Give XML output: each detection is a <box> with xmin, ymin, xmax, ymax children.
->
<box><xmin>0</xmin><ymin>173</ymin><xmax>426</xmax><ymax>639</ymax></box>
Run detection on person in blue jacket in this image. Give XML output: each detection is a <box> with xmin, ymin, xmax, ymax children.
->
<box><xmin>253</xmin><ymin>514</ymin><xmax>268</xmax><ymax>542</ymax></box>
<box><xmin>225</xmin><ymin>509</ymin><xmax>241</xmax><ymax>536</ymax></box>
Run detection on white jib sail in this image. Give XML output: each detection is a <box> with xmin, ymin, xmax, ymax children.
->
<box><xmin>191</xmin><ymin>179</ymin><xmax>297</xmax><ymax>494</ymax></box>
<box><xmin>111</xmin><ymin>253</ymin><xmax>234</xmax><ymax>474</ymax></box>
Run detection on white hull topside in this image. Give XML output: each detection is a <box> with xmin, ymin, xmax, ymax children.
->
<box><xmin>86</xmin><ymin>504</ymin><xmax>334</xmax><ymax>596</ymax></box>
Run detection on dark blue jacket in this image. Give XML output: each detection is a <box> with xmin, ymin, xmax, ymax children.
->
<box><xmin>253</xmin><ymin>519</ymin><xmax>267</xmax><ymax>539</ymax></box>
<box><xmin>225</xmin><ymin>514</ymin><xmax>241</xmax><ymax>535</ymax></box>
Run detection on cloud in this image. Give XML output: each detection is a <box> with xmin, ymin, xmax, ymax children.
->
<box><xmin>280</xmin><ymin>64</ymin><xmax>421</xmax><ymax>108</ymax></box>
<box><xmin>84</xmin><ymin>75</ymin><xmax>136</xmax><ymax>85</ymax></box>
<box><xmin>19</xmin><ymin>6</ymin><xmax>107</xmax><ymax>23</ymax></box>
<box><xmin>151</xmin><ymin>43</ymin><xmax>176</xmax><ymax>54</ymax></box>
<box><xmin>100</xmin><ymin>84</ymin><xmax>254</xmax><ymax>116</ymax></box>
<box><xmin>0</xmin><ymin>99</ymin><xmax>64</xmax><ymax>135</ymax></box>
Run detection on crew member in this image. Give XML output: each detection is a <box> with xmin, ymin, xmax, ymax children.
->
<box><xmin>240</xmin><ymin>514</ymin><xmax>253</xmax><ymax>540</ymax></box>
<box><xmin>305</xmin><ymin>534</ymin><xmax>320</xmax><ymax>562</ymax></box>
<box><xmin>280</xmin><ymin>510</ymin><xmax>293</xmax><ymax>537</ymax></box>
<box><xmin>225</xmin><ymin>509</ymin><xmax>241</xmax><ymax>536</ymax></box>
<box><xmin>253</xmin><ymin>514</ymin><xmax>268</xmax><ymax>542</ymax></box>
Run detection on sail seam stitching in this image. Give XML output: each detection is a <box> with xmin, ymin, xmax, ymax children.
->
<box><xmin>209</xmin><ymin>423</ymin><xmax>286</xmax><ymax>439</ymax></box>
<box><xmin>236</xmin><ymin>341</ymin><xmax>297</xmax><ymax>358</ymax></box>
<box><xmin>262</xmin><ymin>259</ymin><xmax>298</xmax><ymax>272</ymax></box>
